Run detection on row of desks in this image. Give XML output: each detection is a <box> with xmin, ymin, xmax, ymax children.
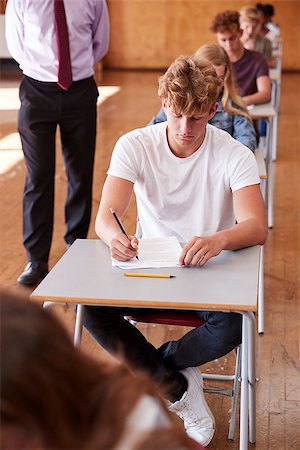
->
<box><xmin>248</xmin><ymin>61</ymin><xmax>282</xmax><ymax>229</ymax></box>
<box><xmin>248</xmin><ymin>53</ymin><xmax>283</xmax><ymax>334</ymax></box>
<box><xmin>249</xmin><ymin>102</ymin><xmax>276</xmax><ymax>228</ymax></box>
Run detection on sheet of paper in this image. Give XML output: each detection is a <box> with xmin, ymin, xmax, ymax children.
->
<box><xmin>112</xmin><ymin>236</ymin><xmax>182</xmax><ymax>269</ymax></box>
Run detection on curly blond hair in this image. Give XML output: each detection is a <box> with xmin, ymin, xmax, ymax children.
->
<box><xmin>158</xmin><ymin>55</ymin><xmax>222</xmax><ymax>116</ymax></box>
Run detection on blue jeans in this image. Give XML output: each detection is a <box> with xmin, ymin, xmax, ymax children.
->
<box><xmin>84</xmin><ymin>306</ymin><xmax>242</xmax><ymax>401</ymax></box>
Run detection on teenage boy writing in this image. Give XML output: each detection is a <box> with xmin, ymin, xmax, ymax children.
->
<box><xmin>84</xmin><ymin>56</ymin><xmax>267</xmax><ymax>447</ymax></box>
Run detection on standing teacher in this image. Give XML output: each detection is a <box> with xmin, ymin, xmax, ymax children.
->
<box><xmin>5</xmin><ymin>0</ymin><xmax>110</xmax><ymax>285</ymax></box>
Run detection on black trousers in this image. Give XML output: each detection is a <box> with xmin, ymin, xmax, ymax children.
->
<box><xmin>84</xmin><ymin>306</ymin><xmax>242</xmax><ymax>402</ymax></box>
<box><xmin>18</xmin><ymin>76</ymin><xmax>99</xmax><ymax>262</ymax></box>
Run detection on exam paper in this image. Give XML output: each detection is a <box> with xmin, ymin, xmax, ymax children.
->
<box><xmin>112</xmin><ymin>236</ymin><xmax>182</xmax><ymax>269</ymax></box>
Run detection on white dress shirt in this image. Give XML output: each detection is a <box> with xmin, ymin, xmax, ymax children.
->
<box><xmin>5</xmin><ymin>0</ymin><xmax>110</xmax><ymax>82</ymax></box>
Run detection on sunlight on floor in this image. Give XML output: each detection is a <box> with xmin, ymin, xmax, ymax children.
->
<box><xmin>97</xmin><ymin>85</ymin><xmax>121</xmax><ymax>104</ymax></box>
<box><xmin>0</xmin><ymin>132</ymin><xmax>23</xmax><ymax>174</ymax></box>
<box><xmin>0</xmin><ymin>87</ymin><xmax>20</xmax><ymax>110</ymax></box>
<box><xmin>0</xmin><ymin>85</ymin><xmax>121</xmax><ymax>175</ymax></box>
<box><xmin>0</xmin><ymin>86</ymin><xmax>121</xmax><ymax>110</ymax></box>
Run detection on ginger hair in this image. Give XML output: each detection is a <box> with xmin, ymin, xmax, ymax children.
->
<box><xmin>210</xmin><ymin>10</ymin><xmax>241</xmax><ymax>34</ymax></box>
<box><xmin>158</xmin><ymin>55</ymin><xmax>222</xmax><ymax>116</ymax></box>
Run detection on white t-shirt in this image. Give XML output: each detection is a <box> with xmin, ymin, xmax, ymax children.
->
<box><xmin>108</xmin><ymin>122</ymin><xmax>260</xmax><ymax>242</ymax></box>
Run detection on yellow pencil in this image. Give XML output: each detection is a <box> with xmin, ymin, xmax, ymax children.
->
<box><xmin>124</xmin><ymin>273</ymin><xmax>175</xmax><ymax>279</ymax></box>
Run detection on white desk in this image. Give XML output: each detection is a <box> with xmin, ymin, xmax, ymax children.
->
<box><xmin>271</xmin><ymin>49</ymin><xmax>282</xmax><ymax>59</ymax></box>
<box><xmin>249</xmin><ymin>102</ymin><xmax>276</xmax><ymax>228</ymax></box>
<box><xmin>248</xmin><ymin>102</ymin><xmax>276</xmax><ymax>120</ymax></box>
<box><xmin>269</xmin><ymin>67</ymin><xmax>282</xmax><ymax>159</ymax></box>
<box><xmin>254</xmin><ymin>148</ymin><xmax>267</xmax><ymax>334</ymax></box>
<box><xmin>270</xmin><ymin>67</ymin><xmax>281</xmax><ymax>116</ymax></box>
<box><xmin>32</xmin><ymin>239</ymin><xmax>261</xmax><ymax>450</ymax></box>
<box><xmin>269</xmin><ymin>67</ymin><xmax>281</xmax><ymax>82</ymax></box>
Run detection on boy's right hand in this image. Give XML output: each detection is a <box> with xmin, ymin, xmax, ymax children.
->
<box><xmin>110</xmin><ymin>233</ymin><xmax>139</xmax><ymax>261</ymax></box>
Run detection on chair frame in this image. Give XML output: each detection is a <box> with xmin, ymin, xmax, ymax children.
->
<box><xmin>127</xmin><ymin>312</ymin><xmax>242</xmax><ymax>441</ymax></box>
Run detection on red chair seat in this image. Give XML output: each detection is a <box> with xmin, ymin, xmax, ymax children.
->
<box><xmin>127</xmin><ymin>311</ymin><xmax>205</xmax><ymax>328</ymax></box>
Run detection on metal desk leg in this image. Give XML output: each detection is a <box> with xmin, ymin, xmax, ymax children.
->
<box><xmin>239</xmin><ymin>311</ymin><xmax>257</xmax><ymax>450</ymax></box>
<box><xmin>261</xmin><ymin>178</ymin><xmax>267</xmax><ymax>203</ymax></box>
<box><xmin>271</xmin><ymin>79</ymin><xmax>279</xmax><ymax>162</ymax></box>
<box><xmin>247</xmin><ymin>312</ymin><xmax>256</xmax><ymax>444</ymax></box>
<box><xmin>240</xmin><ymin>313</ymin><xmax>249</xmax><ymax>450</ymax></box>
<box><xmin>267</xmin><ymin>159</ymin><xmax>274</xmax><ymax>229</ymax></box>
<box><xmin>271</xmin><ymin>79</ymin><xmax>276</xmax><ymax>109</ymax></box>
<box><xmin>228</xmin><ymin>345</ymin><xmax>241</xmax><ymax>440</ymax></box>
<box><xmin>258</xmin><ymin>246</ymin><xmax>264</xmax><ymax>334</ymax></box>
<box><xmin>74</xmin><ymin>304</ymin><xmax>85</xmax><ymax>347</ymax></box>
<box><xmin>265</xmin><ymin>117</ymin><xmax>271</xmax><ymax>160</ymax></box>
<box><xmin>272</xmin><ymin>113</ymin><xmax>278</xmax><ymax>161</ymax></box>
<box><xmin>266</xmin><ymin>117</ymin><xmax>274</xmax><ymax>228</ymax></box>
<box><xmin>276</xmin><ymin>79</ymin><xmax>281</xmax><ymax>113</ymax></box>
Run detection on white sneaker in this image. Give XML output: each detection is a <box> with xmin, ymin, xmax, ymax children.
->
<box><xmin>168</xmin><ymin>367</ymin><xmax>215</xmax><ymax>447</ymax></box>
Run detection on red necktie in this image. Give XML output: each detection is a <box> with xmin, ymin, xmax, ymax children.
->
<box><xmin>54</xmin><ymin>0</ymin><xmax>73</xmax><ymax>91</ymax></box>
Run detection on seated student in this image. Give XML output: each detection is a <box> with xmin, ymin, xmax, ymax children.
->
<box><xmin>84</xmin><ymin>56</ymin><xmax>267</xmax><ymax>447</ymax></box>
<box><xmin>149</xmin><ymin>43</ymin><xmax>257</xmax><ymax>151</ymax></box>
<box><xmin>239</xmin><ymin>6</ymin><xmax>273</xmax><ymax>67</ymax></box>
<box><xmin>256</xmin><ymin>3</ymin><xmax>280</xmax><ymax>48</ymax></box>
<box><xmin>210</xmin><ymin>10</ymin><xmax>271</xmax><ymax>106</ymax></box>
<box><xmin>0</xmin><ymin>290</ymin><xmax>199</xmax><ymax>450</ymax></box>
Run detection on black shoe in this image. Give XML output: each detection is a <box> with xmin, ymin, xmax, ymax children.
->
<box><xmin>17</xmin><ymin>262</ymin><xmax>48</xmax><ymax>286</ymax></box>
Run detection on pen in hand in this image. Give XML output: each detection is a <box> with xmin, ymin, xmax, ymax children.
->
<box><xmin>110</xmin><ymin>208</ymin><xmax>139</xmax><ymax>260</ymax></box>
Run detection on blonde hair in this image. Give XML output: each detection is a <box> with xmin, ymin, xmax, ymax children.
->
<box><xmin>194</xmin><ymin>44</ymin><xmax>251</xmax><ymax>120</ymax></box>
<box><xmin>239</xmin><ymin>6</ymin><xmax>260</xmax><ymax>24</ymax></box>
<box><xmin>158</xmin><ymin>55</ymin><xmax>222</xmax><ymax>116</ymax></box>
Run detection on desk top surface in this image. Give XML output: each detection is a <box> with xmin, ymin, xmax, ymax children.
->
<box><xmin>269</xmin><ymin>67</ymin><xmax>281</xmax><ymax>80</ymax></box>
<box><xmin>248</xmin><ymin>102</ymin><xmax>276</xmax><ymax>118</ymax></box>
<box><xmin>31</xmin><ymin>240</ymin><xmax>260</xmax><ymax>312</ymax></box>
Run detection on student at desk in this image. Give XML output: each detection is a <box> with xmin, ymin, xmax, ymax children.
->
<box><xmin>239</xmin><ymin>6</ymin><xmax>273</xmax><ymax>67</ymax></box>
<box><xmin>85</xmin><ymin>56</ymin><xmax>267</xmax><ymax>447</ymax></box>
<box><xmin>210</xmin><ymin>10</ymin><xmax>271</xmax><ymax>106</ymax></box>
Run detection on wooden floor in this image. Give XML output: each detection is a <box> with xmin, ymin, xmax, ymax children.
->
<box><xmin>0</xmin><ymin>66</ymin><xmax>299</xmax><ymax>449</ymax></box>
